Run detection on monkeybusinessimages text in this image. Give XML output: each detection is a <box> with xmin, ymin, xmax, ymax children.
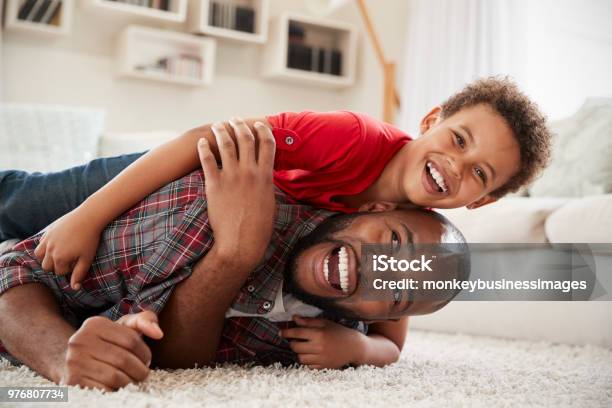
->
<box><xmin>371</xmin><ymin>254</ymin><xmax>588</xmax><ymax>294</ymax></box>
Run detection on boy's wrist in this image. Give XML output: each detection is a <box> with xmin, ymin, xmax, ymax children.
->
<box><xmin>349</xmin><ymin>331</ymin><xmax>370</xmax><ymax>366</ymax></box>
<box><xmin>78</xmin><ymin>197</ymin><xmax>114</xmax><ymax>231</ymax></box>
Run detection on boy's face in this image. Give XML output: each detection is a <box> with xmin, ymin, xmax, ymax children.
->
<box><xmin>402</xmin><ymin>104</ymin><xmax>520</xmax><ymax>209</ymax></box>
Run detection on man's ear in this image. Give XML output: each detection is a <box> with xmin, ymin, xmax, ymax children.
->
<box><xmin>466</xmin><ymin>195</ymin><xmax>498</xmax><ymax>210</ymax></box>
<box><xmin>419</xmin><ymin>106</ymin><xmax>442</xmax><ymax>135</ymax></box>
<box><xmin>358</xmin><ymin>201</ymin><xmax>398</xmax><ymax>213</ymax></box>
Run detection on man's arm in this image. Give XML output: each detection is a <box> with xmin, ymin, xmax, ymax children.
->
<box><xmin>150</xmin><ymin>118</ymin><xmax>277</xmax><ymax>368</ymax></box>
<box><xmin>0</xmin><ymin>283</ymin><xmax>158</xmax><ymax>391</ymax></box>
<box><xmin>0</xmin><ymin>284</ymin><xmax>73</xmax><ymax>382</ymax></box>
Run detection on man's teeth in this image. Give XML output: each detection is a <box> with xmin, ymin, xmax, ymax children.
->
<box><xmin>427</xmin><ymin>162</ymin><xmax>447</xmax><ymax>192</ymax></box>
<box><xmin>323</xmin><ymin>246</ymin><xmax>349</xmax><ymax>294</ymax></box>
<box><xmin>324</xmin><ymin>258</ymin><xmax>329</xmax><ymax>283</ymax></box>
<box><xmin>339</xmin><ymin>247</ymin><xmax>348</xmax><ymax>293</ymax></box>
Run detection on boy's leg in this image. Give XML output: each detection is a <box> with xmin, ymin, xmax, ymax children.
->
<box><xmin>0</xmin><ymin>152</ymin><xmax>145</xmax><ymax>241</ymax></box>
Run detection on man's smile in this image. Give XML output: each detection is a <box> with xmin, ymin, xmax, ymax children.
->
<box><xmin>314</xmin><ymin>243</ymin><xmax>358</xmax><ymax>297</ymax></box>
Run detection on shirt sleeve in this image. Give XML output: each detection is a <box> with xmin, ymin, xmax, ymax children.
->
<box><xmin>266</xmin><ymin>110</ymin><xmax>366</xmax><ymax>171</ymax></box>
<box><xmin>0</xmin><ymin>239</ymin><xmax>45</xmax><ymax>298</ymax></box>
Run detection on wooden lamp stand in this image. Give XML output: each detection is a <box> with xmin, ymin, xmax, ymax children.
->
<box><xmin>355</xmin><ymin>0</ymin><xmax>401</xmax><ymax>123</ymax></box>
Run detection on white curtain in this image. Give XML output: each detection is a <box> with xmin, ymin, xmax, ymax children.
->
<box><xmin>397</xmin><ymin>0</ymin><xmax>528</xmax><ymax>135</ymax></box>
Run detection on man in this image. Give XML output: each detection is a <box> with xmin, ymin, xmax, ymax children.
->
<box><xmin>0</xmin><ymin>121</ymin><xmax>468</xmax><ymax>391</ymax></box>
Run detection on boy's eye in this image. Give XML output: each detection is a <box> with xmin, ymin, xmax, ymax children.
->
<box><xmin>391</xmin><ymin>231</ymin><xmax>401</xmax><ymax>252</ymax></box>
<box><xmin>475</xmin><ymin>167</ymin><xmax>487</xmax><ymax>183</ymax></box>
<box><xmin>454</xmin><ymin>132</ymin><xmax>465</xmax><ymax>148</ymax></box>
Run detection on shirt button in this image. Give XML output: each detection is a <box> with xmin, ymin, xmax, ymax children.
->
<box><xmin>247</xmin><ymin>285</ymin><xmax>255</xmax><ymax>293</ymax></box>
<box><xmin>285</xmin><ymin>136</ymin><xmax>294</xmax><ymax>145</ymax></box>
<box><xmin>262</xmin><ymin>301</ymin><xmax>273</xmax><ymax>311</ymax></box>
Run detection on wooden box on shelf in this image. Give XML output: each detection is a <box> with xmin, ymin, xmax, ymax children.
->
<box><xmin>84</xmin><ymin>0</ymin><xmax>187</xmax><ymax>23</ymax></box>
<box><xmin>4</xmin><ymin>0</ymin><xmax>74</xmax><ymax>36</ymax></box>
<box><xmin>116</xmin><ymin>25</ymin><xmax>216</xmax><ymax>86</ymax></box>
<box><xmin>187</xmin><ymin>0</ymin><xmax>268</xmax><ymax>44</ymax></box>
<box><xmin>262</xmin><ymin>12</ymin><xmax>357</xmax><ymax>89</ymax></box>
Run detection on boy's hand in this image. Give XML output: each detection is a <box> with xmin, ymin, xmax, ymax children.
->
<box><xmin>59</xmin><ymin>311</ymin><xmax>162</xmax><ymax>392</ymax></box>
<box><xmin>198</xmin><ymin>117</ymin><xmax>276</xmax><ymax>269</ymax></box>
<box><xmin>34</xmin><ymin>210</ymin><xmax>102</xmax><ymax>290</ymax></box>
<box><xmin>281</xmin><ymin>316</ymin><xmax>365</xmax><ymax>369</ymax></box>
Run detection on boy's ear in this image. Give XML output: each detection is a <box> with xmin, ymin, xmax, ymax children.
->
<box><xmin>419</xmin><ymin>106</ymin><xmax>443</xmax><ymax>135</ymax></box>
<box><xmin>359</xmin><ymin>201</ymin><xmax>398</xmax><ymax>213</ymax></box>
<box><xmin>466</xmin><ymin>195</ymin><xmax>498</xmax><ymax>210</ymax></box>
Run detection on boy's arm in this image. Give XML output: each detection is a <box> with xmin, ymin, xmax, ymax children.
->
<box><xmin>354</xmin><ymin>317</ymin><xmax>409</xmax><ymax>366</ymax></box>
<box><xmin>34</xmin><ymin>117</ymin><xmax>271</xmax><ymax>287</ymax></box>
<box><xmin>282</xmin><ymin>316</ymin><xmax>409</xmax><ymax>368</ymax></box>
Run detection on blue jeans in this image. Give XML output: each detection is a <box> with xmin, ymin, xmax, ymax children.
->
<box><xmin>0</xmin><ymin>152</ymin><xmax>145</xmax><ymax>241</ymax></box>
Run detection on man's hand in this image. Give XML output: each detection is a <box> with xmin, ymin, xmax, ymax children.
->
<box><xmin>198</xmin><ymin>117</ymin><xmax>276</xmax><ymax>268</ymax></box>
<box><xmin>281</xmin><ymin>316</ymin><xmax>367</xmax><ymax>369</ymax></box>
<box><xmin>33</xmin><ymin>210</ymin><xmax>102</xmax><ymax>290</ymax></box>
<box><xmin>59</xmin><ymin>312</ymin><xmax>163</xmax><ymax>392</ymax></box>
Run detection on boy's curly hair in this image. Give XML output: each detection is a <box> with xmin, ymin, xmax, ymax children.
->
<box><xmin>440</xmin><ymin>76</ymin><xmax>552</xmax><ymax>198</ymax></box>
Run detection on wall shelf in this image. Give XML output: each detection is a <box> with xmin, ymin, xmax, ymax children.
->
<box><xmin>4</xmin><ymin>0</ymin><xmax>74</xmax><ymax>36</ymax></box>
<box><xmin>84</xmin><ymin>0</ymin><xmax>187</xmax><ymax>23</ymax></box>
<box><xmin>262</xmin><ymin>12</ymin><xmax>357</xmax><ymax>89</ymax></box>
<box><xmin>116</xmin><ymin>25</ymin><xmax>216</xmax><ymax>87</ymax></box>
<box><xmin>187</xmin><ymin>0</ymin><xmax>268</xmax><ymax>44</ymax></box>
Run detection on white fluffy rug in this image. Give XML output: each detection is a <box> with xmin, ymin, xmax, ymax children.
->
<box><xmin>1</xmin><ymin>330</ymin><xmax>610</xmax><ymax>408</ymax></box>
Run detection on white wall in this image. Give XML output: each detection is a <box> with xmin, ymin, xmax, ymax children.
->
<box><xmin>1</xmin><ymin>0</ymin><xmax>409</xmax><ymax>133</ymax></box>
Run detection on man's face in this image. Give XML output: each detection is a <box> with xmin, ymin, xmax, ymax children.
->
<box><xmin>401</xmin><ymin>104</ymin><xmax>520</xmax><ymax>209</ymax></box>
<box><xmin>284</xmin><ymin>209</ymin><xmax>459</xmax><ymax>321</ymax></box>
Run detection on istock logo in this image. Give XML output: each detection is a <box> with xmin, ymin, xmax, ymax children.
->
<box><xmin>372</xmin><ymin>254</ymin><xmax>435</xmax><ymax>272</ymax></box>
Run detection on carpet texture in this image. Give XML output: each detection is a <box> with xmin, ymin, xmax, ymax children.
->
<box><xmin>1</xmin><ymin>330</ymin><xmax>610</xmax><ymax>407</ymax></box>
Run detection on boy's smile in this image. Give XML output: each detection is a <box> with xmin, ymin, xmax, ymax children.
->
<box><xmin>397</xmin><ymin>103</ymin><xmax>521</xmax><ymax>209</ymax></box>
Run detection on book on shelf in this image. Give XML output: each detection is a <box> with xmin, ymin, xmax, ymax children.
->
<box><xmin>106</xmin><ymin>0</ymin><xmax>171</xmax><ymax>11</ymax></box>
<box><xmin>287</xmin><ymin>43</ymin><xmax>342</xmax><ymax>76</ymax></box>
<box><xmin>40</xmin><ymin>0</ymin><xmax>62</xmax><ymax>24</ymax></box>
<box><xmin>135</xmin><ymin>54</ymin><xmax>202</xmax><ymax>80</ymax></box>
<box><xmin>17</xmin><ymin>0</ymin><xmax>62</xmax><ymax>25</ymax></box>
<box><xmin>209</xmin><ymin>1</ymin><xmax>255</xmax><ymax>33</ymax></box>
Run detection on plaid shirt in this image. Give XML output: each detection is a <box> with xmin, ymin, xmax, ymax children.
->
<box><xmin>0</xmin><ymin>170</ymin><xmax>365</xmax><ymax>366</ymax></box>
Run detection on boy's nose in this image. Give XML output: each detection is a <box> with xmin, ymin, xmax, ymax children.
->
<box><xmin>445</xmin><ymin>157</ymin><xmax>461</xmax><ymax>179</ymax></box>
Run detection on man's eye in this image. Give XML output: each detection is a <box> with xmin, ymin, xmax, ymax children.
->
<box><xmin>454</xmin><ymin>132</ymin><xmax>465</xmax><ymax>148</ymax></box>
<box><xmin>393</xmin><ymin>288</ymin><xmax>401</xmax><ymax>305</ymax></box>
<box><xmin>475</xmin><ymin>167</ymin><xmax>487</xmax><ymax>183</ymax></box>
<box><xmin>391</xmin><ymin>231</ymin><xmax>401</xmax><ymax>252</ymax></box>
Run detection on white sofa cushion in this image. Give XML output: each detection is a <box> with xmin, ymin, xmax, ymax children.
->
<box><xmin>0</xmin><ymin>104</ymin><xmax>104</xmax><ymax>172</ymax></box>
<box><xmin>546</xmin><ymin>194</ymin><xmax>612</xmax><ymax>243</ymax></box>
<box><xmin>529</xmin><ymin>98</ymin><xmax>612</xmax><ymax>197</ymax></box>
<box><xmin>438</xmin><ymin>197</ymin><xmax>569</xmax><ymax>243</ymax></box>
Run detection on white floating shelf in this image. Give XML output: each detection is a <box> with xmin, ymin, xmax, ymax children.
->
<box><xmin>116</xmin><ymin>25</ymin><xmax>216</xmax><ymax>87</ymax></box>
<box><xmin>262</xmin><ymin>12</ymin><xmax>357</xmax><ymax>89</ymax></box>
<box><xmin>4</xmin><ymin>0</ymin><xmax>74</xmax><ymax>36</ymax></box>
<box><xmin>84</xmin><ymin>0</ymin><xmax>187</xmax><ymax>23</ymax></box>
<box><xmin>187</xmin><ymin>0</ymin><xmax>268</xmax><ymax>44</ymax></box>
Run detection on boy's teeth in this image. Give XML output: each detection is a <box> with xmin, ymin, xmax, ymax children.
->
<box><xmin>427</xmin><ymin>162</ymin><xmax>447</xmax><ymax>192</ymax></box>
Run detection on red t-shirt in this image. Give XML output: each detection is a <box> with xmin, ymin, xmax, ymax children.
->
<box><xmin>266</xmin><ymin>110</ymin><xmax>411</xmax><ymax>213</ymax></box>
